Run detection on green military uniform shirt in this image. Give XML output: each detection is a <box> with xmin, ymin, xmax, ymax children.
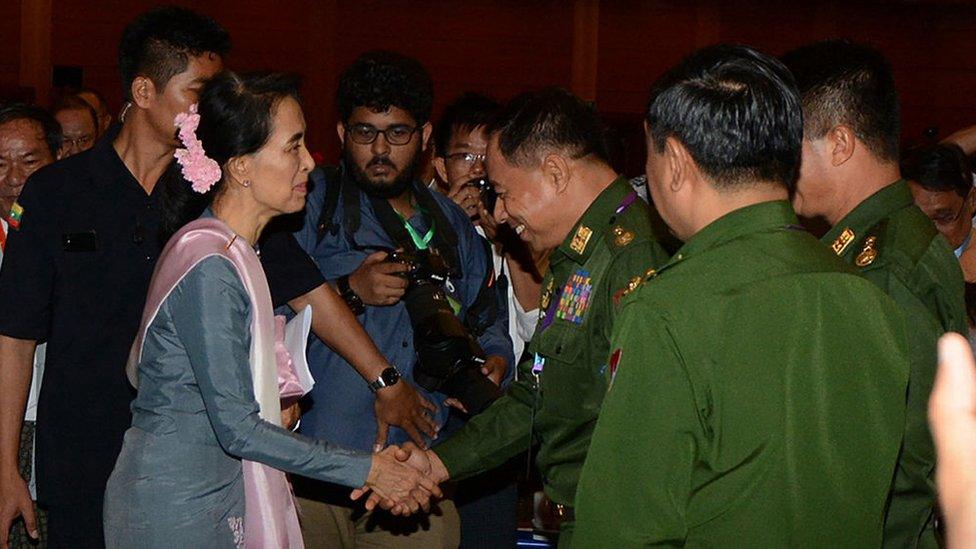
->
<box><xmin>574</xmin><ymin>201</ymin><xmax>910</xmax><ymax>547</ymax></box>
<box><xmin>822</xmin><ymin>180</ymin><xmax>967</xmax><ymax>548</ymax></box>
<box><xmin>434</xmin><ymin>178</ymin><xmax>668</xmax><ymax>530</ymax></box>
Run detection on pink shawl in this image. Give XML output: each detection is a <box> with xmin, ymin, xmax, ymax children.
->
<box><xmin>127</xmin><ymin>218</ymin><xmax>305</xmax><ymax>548</ymax></box>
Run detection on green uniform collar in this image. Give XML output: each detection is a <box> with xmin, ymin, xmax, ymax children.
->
<box><xmin>552</xmin><ymin>176</ymin><xmax>632</xmax><ymax>266</ymax></box>
<box><xmin>821</xmin><ymin>180</ymin><xmax>911</xmax><ymax>259</ymax></box>
<box><xmin>665</xmin><ymin>200</ymin><xmax>800</xmax><ymax>270</ymax></box>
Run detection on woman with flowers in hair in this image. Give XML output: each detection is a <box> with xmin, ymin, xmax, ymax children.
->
<box><xmin>102</xmin><ymin>72</ymin><xmax>439</xmax><ymax>548</ymax></box>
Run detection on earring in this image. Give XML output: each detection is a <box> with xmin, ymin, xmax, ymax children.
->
<box><xmin>242</xmin><ymin>179</ymin><xmax>251</xmax><ymax>188</ymax></box>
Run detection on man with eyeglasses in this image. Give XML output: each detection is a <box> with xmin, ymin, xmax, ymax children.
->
<box><xmin>429</xmin><ymin>93</ymin><xmax>540</xmax><ymax>548</ymax></box>
<box><xmin>281</xmin><ymin>51</ymin><xmax>512</xmax><ymax>548</ymax></box>
<box><xmin>904</xmin><ymin>144</ymin><xmax>976</xmax><ymax>269</ymax></box>
<box><xmin>51</xmin><ymin>95</ymin><xmax>98</xmax><ymax>158</ymax></box>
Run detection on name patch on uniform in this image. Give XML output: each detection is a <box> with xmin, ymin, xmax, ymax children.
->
<box><xmin>556</xmin><ymin>269</ymin><xmax>592</xmax><ymax>325</ymax></box>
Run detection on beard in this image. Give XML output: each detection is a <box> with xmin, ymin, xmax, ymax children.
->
<box><xmin>344</xmin><ymin>146</ymin><xmax>421</xmax><ymax>199</ymax></box>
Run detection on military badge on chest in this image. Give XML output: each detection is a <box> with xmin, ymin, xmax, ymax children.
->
<box><xmin>555</xmin><ymin>269</ymin><xmax>593</xmax><ymax>325</ymax></box>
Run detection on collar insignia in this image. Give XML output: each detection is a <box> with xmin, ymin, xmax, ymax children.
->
<box><xmin>831</xmin><ymin>228</ymin><xmax>855</xmax><ymax>256</ymax></box>
<box><xmin>856</xmin><ymin>235</ymin><xmax>878</xmax><ymax>267</ymax></box>
<box><xmin>612</xmin><ymin>225</ymin><xmax>634</xmax><ymax>247</ymax></box>
<box><xmin>570</xmin><ymin>225</ymin><xmax>593</xmax><ymax>254</ymax></box>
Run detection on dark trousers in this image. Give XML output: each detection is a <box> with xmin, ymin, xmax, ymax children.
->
<box><xmin>44</xmin><ymin>498</ymin><xmax>104</xmax><ymax>549</ymax></box>
<box><xmin>455</xmin><ymin>467</ymin><xmax>518</xmax><ymax>549</ymax></box>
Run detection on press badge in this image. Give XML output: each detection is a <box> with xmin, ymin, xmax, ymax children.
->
<box><xmin>532</xmin><ymin>353</ymin><xmax>545</xmax><ymax>375</ymax></box>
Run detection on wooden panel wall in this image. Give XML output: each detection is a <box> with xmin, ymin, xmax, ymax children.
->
<box><xmin>4</xmin><ymin>0</ymin><xmax>976</xmax><ymax>172</ymax></box>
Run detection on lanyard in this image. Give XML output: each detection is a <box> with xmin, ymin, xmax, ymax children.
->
<box><xmin>0</xmin><ymin>220</ymin><xmax>6</xmax><ymax>253</ymax></box>
<box><xmin>394</xmin><ymin>207</ymin><xmax>435</xmax><ymax>250</ymax></box>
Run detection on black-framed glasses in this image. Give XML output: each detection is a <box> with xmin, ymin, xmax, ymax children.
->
<box><xmin>446</xmin><ymin>152</ymin><xmax>486</xmax><ymax>167</ymax></box>
<box><xmin>932</xmin><ymin>187</ymin><xmax>975</xmax><ymax>227</ymax></box>
<box><xmin>346</xmin><ymin>123</ymin><xmax>419</xmax><ymax>145</ymax></box>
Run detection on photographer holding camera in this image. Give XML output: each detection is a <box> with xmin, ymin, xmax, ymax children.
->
<box><xmin>285</xmin><ymin>52</ymin><xmax>513</xmax><ymax>548</ymax></box>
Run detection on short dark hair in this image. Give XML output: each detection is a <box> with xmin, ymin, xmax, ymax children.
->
<box><xmin>487</xmin><ymin>87</ymin><xmax>610</xmax><ymax>167</ymax></box>
<box><xmin>51</xmin><ymin>95</ymin><xmax>98</xmax><ymax>130</ymax></box>
<box><xmin>158</xmin><ymin>71</ymin><xmax>301</xmax><ymax>238</ymax></box>
<box><xmin>434</xmin><ymin>92</ymin><xmax>499</xmax><ymax>158</ymax></box>
<box><xmin>0</xmin><ymin>103</ymin><xmax>63</xmax><ymax>157</ymax></box>
<box><xmin>903</xmin><ymin>143</ymin><xmax>972</xmax><ymax>198</ymax></box>
<box><xmin>77</xmin><ymin>87</ymin><xmax>108</xmax><ymax>113</ymax></box>
<box><xmin>336</xmin><ymin>51</ymin><xmax>433</xmax><ymax>126</ymax></box>
<box><xmin>646</xmin><ymin>44</ymin><xmax>802</xmax><ymax>190</ymax></box>
<box><xmin>118</xmin><ymin>6</ymin><xmax>230</xmax><ymax>101</ymax></box>
<box><xmin>782</xmin><ymin>39</ymin><xmax>900</xmax><ymax>162</ymax></box>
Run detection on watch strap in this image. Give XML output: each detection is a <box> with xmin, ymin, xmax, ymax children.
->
<box><xmin>337</xmin><ymin>274</ymin><xmax>366</xmax><ymax>315</ymax></box>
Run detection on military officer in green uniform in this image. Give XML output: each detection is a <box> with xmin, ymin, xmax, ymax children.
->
<box><xmin>785</xmin><ymin>40</ymin><xmax>967</xmax><ymax>548</ymax></box>
<box><xmin>574</xmin><ymin>45</ymin><xmax>912</xmax><ymax>547</ymax></box>
<box><xmin>398</xmin><ymin>88</ymin><xmax>668</xmax><ymax>548</ymax></box>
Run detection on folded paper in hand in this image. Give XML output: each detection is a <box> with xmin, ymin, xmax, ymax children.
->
<box><xmin>284</xmin><ymin>305</ymin><xmax>315</xmax><ymax>394</ymax></box>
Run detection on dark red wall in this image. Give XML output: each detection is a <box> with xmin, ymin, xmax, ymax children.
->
<box><xmin>4</xmin><ymin>0</ymin><xmax>975</xmax><ymax>173</ymax></box>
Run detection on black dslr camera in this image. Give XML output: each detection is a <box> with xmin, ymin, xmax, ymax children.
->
<box><xmin>386</xmin><ymin>250</ymin><xmax>502</xmax><ymax>414</ymax></box>
<box><xmin>467</xmin><ymin>177</ymin><xmax>498</xmax><ymax>217</ymax></box>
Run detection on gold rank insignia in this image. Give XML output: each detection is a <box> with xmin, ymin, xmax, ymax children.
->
<box><xmin>645</xmin><ymin>267</ymin><xmax>657</xmax><ymax>280</ymax></box>
<box><xmin>856</xmin><ymin>235</ymin><xmax>878</xmax><ymax>267</ymax></box>
<box><xmin>626</xmin><ymin>275</ymin><xmax>642</xmax><ymax>292</ymax></box>
<box><xmin>612</xmin><ymin>275</ymin><xmax>644</xmax><ymax>306</ymax></box>
<box><xmin>611</xmin><ymin>226</ymin><xmax>634</xmax><ymax>247</ymax></box>
<box><xmin>831</xmin><ymin>228</ymin><xmax>855</xmax><ymax>256</ymax></box>
<box><xmin>570</xmin><ymin>225</ymin><xmax>593</xmax><ymax>254</ymax></box>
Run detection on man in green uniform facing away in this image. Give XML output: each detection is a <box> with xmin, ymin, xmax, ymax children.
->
<box><xmin>399</xmin><ymin>88</ymin><xmax>669</xmax><ymax>548</ymax></box>
<box><xmin>784</xmin><ymin>40</ymin><xmax>967</xmax><ymax>548</ymax></box>
<box><xmin>574</xmin><ymin>44</ymin><xmax>912</xmax><ymax>547</ymax></box>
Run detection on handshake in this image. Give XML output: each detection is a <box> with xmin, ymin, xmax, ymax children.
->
<box><xmin>350</xmin><ymin>442</ymin><xmax>450</xmax><ymax>515</ymax></box>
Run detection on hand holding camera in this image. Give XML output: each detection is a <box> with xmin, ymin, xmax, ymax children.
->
<box><xmin>447</xmin><ymin>182</ymin><xmax>482</xmax><ymax>219</ymax></box>
<box><xmin>348</xmin><ymin>250</ymin><xmax>411</xmax><ymax>306</ymax></box>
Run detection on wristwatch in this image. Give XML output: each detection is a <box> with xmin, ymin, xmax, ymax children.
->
<box><xmin>336</xmin><ymin>274</ymin><xmax>365</xmax><ymax>315</ymax></box>
<box><xmin>368</xmin><ymin>366</ymin><xmax>401</xmax><ymax>392</ymax></box>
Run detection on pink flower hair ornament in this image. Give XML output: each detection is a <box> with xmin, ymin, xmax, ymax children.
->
<box><xmin>174</xmin><ymin>104</ymin><xmax>222</xmax><ymax>194</ymax></box>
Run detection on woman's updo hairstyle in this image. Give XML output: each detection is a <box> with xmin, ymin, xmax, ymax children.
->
<box><xmin>158</xmin><ymin>70</ymin><xmax>302</xmax><ymax>240</ymax></box>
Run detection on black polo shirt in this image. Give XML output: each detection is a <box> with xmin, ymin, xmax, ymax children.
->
<box><xmin>0</xmin><ymin>131</ymin><xmax>324</xmax><ymax>506</ymax></box>
<box><xmin>0</xmin><ymin>132</ymin><xmax>163</xmax><ymax>504</ymax></box>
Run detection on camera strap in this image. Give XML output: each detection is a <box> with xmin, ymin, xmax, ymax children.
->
<box><xmin>366</xmin><ymin>184</ymin><xmax>461</xmax><ymax>276</ymax></box>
